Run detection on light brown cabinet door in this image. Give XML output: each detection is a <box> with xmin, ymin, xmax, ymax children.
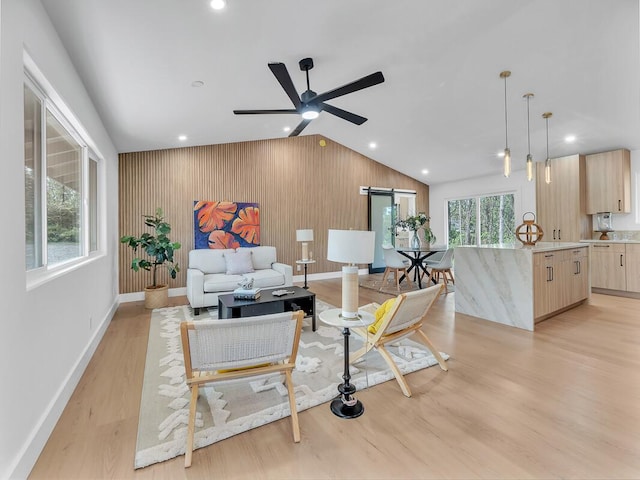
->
<box><xmin>533</xmin><ymin>252</ymin><xmax>562</xmax><ymax>318</ymax></box>
<box><xmin>563</xmin><ymin>247</ymin><xmax>589</xmax><ymax>304</ymax></box>
<box><xmin>625</xmin><ymin>244</ymin><xmax>640</xmax><ymax>293</ymax></box>
<box><xmin>590</xmin><ymin>243</ymin><xmax>626</xmax><ymax>290</ymax></box>
<box><xmin>536</xmin><ymin>155</ymin><xmax>589</xmax><ymax>242</ymax></box>
<box><xmin>585</xmin><ymin>149</ymin><xmax>631</xmax><ymax>214</ymax></box>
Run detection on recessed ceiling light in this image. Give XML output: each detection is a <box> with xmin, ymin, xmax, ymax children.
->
<box><xmin>283</xmin><ymin>126</ymin><xmax>291</xmax><ymax>132</ymax></box>
<box><xmin>178</xmin><ymin>135</ymin><xmax>187</xmax><ymax>141</ymax></box>
<box><xmin>191</xmin><ymin>80</ymin><xmax>204</xmax><ymax>88</ymax></box>
<box><xmin>210</xmin><ymin>0</ymin><xmax>226</xmax><ymax>10</ymax></box>
<box><xmin>565</xmin><ymin>135</ymin><xmax>576</xmax><ymax>143</ymax></box>
<box><xmin>369</xmin><ymin>142</ymin><xmax>377</xmax><ymax>149</ymax></box>
<box><xmin>421</xmin><ymin>169</ymin><xmax>429</xmax><ymax>175</ymax></box>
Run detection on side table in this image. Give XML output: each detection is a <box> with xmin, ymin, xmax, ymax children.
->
<box><xmin>318</xmin><ymin>308</ymin><xmax>375</xmax><ymax>419</ymax></box>
<box><xmin>295</xmin><ymin>259</ymin><xmax>316</xmax><ymax>289</ymax></box>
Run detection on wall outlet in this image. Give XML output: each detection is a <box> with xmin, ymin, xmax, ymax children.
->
<box><xmin>296</xmin><ymin>264</ymin><xmax>301</xmax><ymax>271</ymax></box>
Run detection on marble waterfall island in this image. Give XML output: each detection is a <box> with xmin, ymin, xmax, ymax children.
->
<box><xmin>454</xmin><ymin>242</ymin><xmax>590</xmax><ymax>331</ymax></box>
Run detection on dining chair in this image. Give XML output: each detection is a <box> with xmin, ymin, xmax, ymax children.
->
<box><xmin>423</xmin><ymin>248</ymin><xmax>455</xmax><ymax>292</ymax></box>
<box><xmin>350</xmin><ymin>284</ymin><xmax>448</xmax><ymax>397</ymax></box>
<box><xmin>382</xmin><ymin>244</ymin><xmax>413</xmax><ymax>291</ymax></box>
<box><xmin>180</xmin><ymin>310</ymin><xmax>304</xmax><ymax>467</ymax></box>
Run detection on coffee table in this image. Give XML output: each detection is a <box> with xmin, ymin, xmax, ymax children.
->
<box><xmin>218</xmin><ymin>286</ymin><xmax>317</xmax><ymax>331</ymax></box>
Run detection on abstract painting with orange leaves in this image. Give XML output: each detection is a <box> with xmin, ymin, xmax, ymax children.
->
<box><xmin>193</xmin><ymin>201</ymin><xmax>260</xmax><ymax>249</ymax></box>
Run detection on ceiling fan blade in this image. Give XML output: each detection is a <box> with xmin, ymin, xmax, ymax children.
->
<box><xmin>233</xmin><ymin>109</ymin><xmax>298</xmax><ymax>115</ymax></box>
<box><xmin>311</xmin><ymin>71</ymin><xmax>385</xmax><ymax>104</ymax></box>
<box><xmin>268</xmin><ymin>63</ymin><xmax>302</xmax><ymax>110</ymax></box>
<box><xmin>288</xmin><ymin>119</ymin><xmax>312</xmax><ymax>137</ymax></box>
<box><xmin>321</xmin><ymin>103</ymin><xmax>368</xmax><ymax>125</ymax></box>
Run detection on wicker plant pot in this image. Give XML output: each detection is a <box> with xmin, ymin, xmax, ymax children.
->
<box><xmin>144</xmin><ymin>285</ymin><xmax>169</xmax><ymax>309</ymax></box>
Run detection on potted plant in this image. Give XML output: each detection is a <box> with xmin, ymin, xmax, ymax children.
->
<box><xmin>120</xmin><ymin>208</ymin><xmax>181</xmax><ymax>309</ymax></box>
<box><xmin>395</xmin><ymin>212</ymin><xmax>436</xmax><ymax>248</ymax></box>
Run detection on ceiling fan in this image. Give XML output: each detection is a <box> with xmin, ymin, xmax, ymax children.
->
<box><xmin>233</xmin><ymin>57</ymin><xmax>385</xmax><ymax>137</ymax></box>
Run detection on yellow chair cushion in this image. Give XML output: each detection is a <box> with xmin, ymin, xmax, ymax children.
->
<box><xmin>368</xmin><ymin>298</ymin><xmax>397</xmax><ymax>334</ymax></box>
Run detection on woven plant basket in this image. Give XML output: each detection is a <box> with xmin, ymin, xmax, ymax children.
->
<box><xmin>144</xmin><ymin>285</ymin><xmax>169</xmax><ymax>309</ymax></box>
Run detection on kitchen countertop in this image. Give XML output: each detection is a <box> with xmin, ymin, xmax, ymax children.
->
<box><xmin>580</xmin><ymin>239</ymin><xmax>640</xmax><ymax>244</ymax></box>
<box><xmin>455</xmin><ymin>242</ymin><xmax>586</xmax><ymax>252</ymax></box>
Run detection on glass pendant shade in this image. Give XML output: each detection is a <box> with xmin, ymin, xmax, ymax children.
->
<box><xmin>524</xmin><ymin>93</ymin><xmax>534</xmax><ymax>182</ymax></box>
<box><xmin>526</xmin><ymin>154</ymin><xmax>534</xmax><ymax>181</ymax></box>
<box><xmin>500</xmin><ymin>71</ymin><xmax>511</xmax><ymax>178</ymax></box>
<box><xmin>544</xmin><ymin>158</ymin><xmax>552</xmax><ymax>184</ymax></box>
<box><xmin>542</xmin><ymin>112</ymin><xmax>553</xmax><ymax>184</ymax></box>
<box><xmin>503</xmin><ymin>148</ymin><xmax>511</xmax><ymax>177</ymax></box>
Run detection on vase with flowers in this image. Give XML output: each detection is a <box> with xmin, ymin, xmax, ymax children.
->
<box><xmin>395</xmin><ymin>212</ymin><xmax>436</xmax><ymax>249</ymax></box>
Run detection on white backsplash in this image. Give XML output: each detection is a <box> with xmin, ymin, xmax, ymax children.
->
<box><xmin>589</xmin><ymin>230</ymin><xmax>640</xmax><ymax>241</ymax></box>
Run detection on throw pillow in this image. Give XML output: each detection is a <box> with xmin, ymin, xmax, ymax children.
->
<box><xmin>224</xmin><ymin>250</ymin><xmax>255</xmax><ymax>275</ymax></box>
<box><xmin>368</xmin><ymin>298</ymin><xmax>397</xmax><ymax>334</ymax></box>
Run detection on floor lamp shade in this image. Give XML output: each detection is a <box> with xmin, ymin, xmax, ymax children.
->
<box><xmin>327</xmin><ymin>229</ymin><xmax>376</xmax><ymax>318</ymax></box>
<box><xmin>296</xmin><ymin>229</ymin><xmax>314</xmax><ymax>260</ymax></box>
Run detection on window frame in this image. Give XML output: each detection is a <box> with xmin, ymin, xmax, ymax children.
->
<box><xmin>446</xmin><ymin>190</ymin><xmax>517</xmax><ymax>247</ymax></box>
<box><xmin>24</xmin><ymin>60</ymin><xmax>103</xmax><ymax>289</ymax></box>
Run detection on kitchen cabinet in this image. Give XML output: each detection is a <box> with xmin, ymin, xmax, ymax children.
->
<box><xmin>585</xmin><ymin>149</ymin><xmax>631</xmax><ymax>214</ymax></box>
<box><xmin>533</xmin><ymin>246</ymin><xmax>589</xmax><ymax>319</ymax></box>
<box><xmin>590</xmin><ymin>243</ymin><xmax>626</xmax><ymax>290</ymax></box>
<box><xmin>536</xmin><ymin>154</ymin><xmax>591</xmax><ymax>242</ymax></box>
<box><xmin>564</xmin><ymin>247</ymin><xmax>589</xmax><ymax>305</ymax></box>
<box><xmin>626</xmin><ymin>244</ymin><xmax>640</xmax><ymax>293</ymax></box>
<box><xmin>455</xmin><ymin>242</ymin><xmax>590</xmax><ymax>331</ymax></box>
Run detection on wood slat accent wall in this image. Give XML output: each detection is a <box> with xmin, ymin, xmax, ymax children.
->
<box><xmin>118</xmin><ymin>134</ymin><xmax>429</xmax><ymax>293</ymax></box>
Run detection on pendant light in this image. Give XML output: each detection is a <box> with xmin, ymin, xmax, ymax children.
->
<box><xmin>542</xmin><ymin>112</ymin><xmax>552</xmax><ymax>184</ymax></box>
<box><xmin>524</xmin><ymin>93</ymin><xmax>534</xmax><ymax>181</ymax></box>
<box><xmin>499</xmin><ymin>71</ymin><xmax>512</xmax><ymax>177</ymax></box>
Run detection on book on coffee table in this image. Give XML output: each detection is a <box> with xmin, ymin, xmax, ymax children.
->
<box><xmin>233</xmin><ymin>287</ymin><xmax>261</xmax><ymax>300</ymax></box>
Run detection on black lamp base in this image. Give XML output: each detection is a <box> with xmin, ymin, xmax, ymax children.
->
<box><xmin>330</xmin><ymin>396</ymin><xmax>364</xmax><ymax>418</ymax></box>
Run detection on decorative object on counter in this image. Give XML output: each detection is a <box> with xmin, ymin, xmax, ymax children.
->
<box><xmin>296</xmin><ymin>229</ymin><xmax>314</xmax><ymax>261</ymax></box>
<box><xmin>395</xmin><ymin>212</ymin><xmax>435</xmax><ymax>248</ymax></box>
<box><xmin>524</xmin><ymin>93</ymin><xmax>535</xmax><ymax>181</ymax></box>
<box><xmin>500</xmin><ymin>70</ymin><xmax>512</xmax><ymax>178</ymax></box>
<box><xmin>595</xmin><ymin>212</ymin><xmax>613</xmax><ymax>240</ymax></box>
<box><xmin>542</xmin><ymin>112</ymin><xmax>553</xmax><ymax>184</ymax></box>
<box><xmin>515</xmin><ymin>212</ymin><xmax>544</xmax><ymax>246</ymax></box>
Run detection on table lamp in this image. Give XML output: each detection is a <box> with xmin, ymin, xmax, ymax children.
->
<box><xmin>327</xmin><ymin>229</ymin><xmax>376</xmax><ymax>319</ymax></box>
<box><xmin>296</xmin><ymin>229</ymin><xmax>314</xmax><ymax>261</ymax></box>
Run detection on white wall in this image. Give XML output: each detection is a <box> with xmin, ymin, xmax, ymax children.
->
<box><xmin>0</xmin><ymin>1</ymin><xmax>119</xmax><ymax>478</ymax></box>
<box><xmin>429</xmin><ymin>169</ymin><xmax>537</xmax><ymax>245</ymax></box>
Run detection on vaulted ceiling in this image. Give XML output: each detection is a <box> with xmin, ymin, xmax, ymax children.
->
<box><xmin>40</xmin><ymin>0</ymin><xmax>640</xmax><ymax>185</ymax></box>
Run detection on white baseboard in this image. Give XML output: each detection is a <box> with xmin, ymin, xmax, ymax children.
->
<box><xmin>11</xmin><ymin>298</ymin><xmax>119</xmax><ymax>480</ymax></box>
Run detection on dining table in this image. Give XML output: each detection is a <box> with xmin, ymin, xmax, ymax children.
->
<box><xmin>396</xmin><ymin>246</ymin><xmax>446</xmax><ymax>289</ymax></box>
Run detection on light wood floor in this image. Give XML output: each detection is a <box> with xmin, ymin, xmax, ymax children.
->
<box><xmin>30</xmin><ymin>278</ymin><xmax>640</xmax><ymax>479</ymax></box>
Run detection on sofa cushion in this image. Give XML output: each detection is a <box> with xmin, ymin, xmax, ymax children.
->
<box><xmin>189</xmin><ymin>248</ymin><xmax>234</xmax><ymax>274</ymax></box>
<box><xmin>247</xmin><ymin>269</ymin><xmax>286</xmax><ymax>289</ymax></box>
<box><xmin>203</xmin><ymin>273</ymin><xmax>245</xmax><ymax>293</ymax></box>
<box><xmin>237</xmin><ymin>246</ymin><xmax>276</xmax><ymax>271</ymax></box>
<box><xmin>224</xmin><ymin>250</ymin><xmax>255</xmax><ymax>275</ymax></box>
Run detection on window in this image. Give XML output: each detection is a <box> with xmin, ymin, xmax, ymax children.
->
<box><xmin>24</xmin><ymin>71</ymin><xmax>100</xmax><ymax>276</ymax></box>
<box><xmin>448</xmin><ymin>193</ymin><xmax>515</xmax><ymax>246</ymax></box>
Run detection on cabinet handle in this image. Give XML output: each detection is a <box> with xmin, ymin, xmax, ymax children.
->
<box><xmin>593</xmin><ymin>245</ymin><xmax>610</xmax><ymax>248</ymax></box>
<box><xmin>547</xmin><ymin>266</ymin><xmax>554</xmax><ymax>282</ymax></box>
<box><xmin>620</xmin><ymin>254</ymin><xmax>624</xmax><ymax>267</ymax></box>
<box><xmin>574</xmin><ymin>260</ymin><xmax>580</xmax><ymax>275</ymax></box>
<box><xmin>545</xmin><ymin>254</ymin><xmax>554</xmax><ymax>258</ymax></box>
<box><xmin>553</xmin><ymin>229</ymin><xmax>556</xmax><ymax>240</ymax></box>
<box><xmin>618</xmin><ymin>199</ymin><xmax>622</xmax><ymax>211</ymax></box>
<box><xmin>558</xmin><ymin>229</ymin><xmax>561</xmax><ymax>240</ymax></box>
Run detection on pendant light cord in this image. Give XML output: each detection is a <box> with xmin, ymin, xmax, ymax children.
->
<box><xmin>504</xmin><ymin>76</ymin><xmax>509</xmax><ymax>148</ymax></box>
<box><xmin>545</xmin><ymin>116</ymin><xmax>549</xmax><ymax>159</ymax></box>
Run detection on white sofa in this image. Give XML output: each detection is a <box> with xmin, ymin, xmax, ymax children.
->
<box><xmin>186</xmin><ymin>246</ymin><xmax>293</xmax><ymax>314</ymax></box>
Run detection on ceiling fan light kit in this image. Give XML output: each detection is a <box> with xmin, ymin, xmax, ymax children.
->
<box><xmin>233</xmin><ymin>57</ymin><xmax>385</xmax><ymax>137</ymax></box>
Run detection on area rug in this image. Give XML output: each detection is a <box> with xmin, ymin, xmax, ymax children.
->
<box><xmin>134</xmin><ymin>301</ymin><xmax>449</xmax><ymax>468</ymax></box>
<box><xmin>360</xmin><ymin>273</ymin><xmax>455</xmax><ymax>295</ymax></box>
